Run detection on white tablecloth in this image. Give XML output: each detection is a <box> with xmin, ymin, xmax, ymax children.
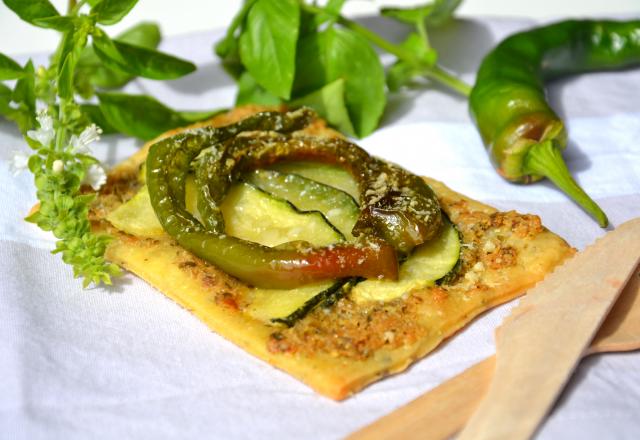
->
<box><xmin>1</xmin><ymin>16</ymin><xmax>639</xmax><ymax>440</ymax></box>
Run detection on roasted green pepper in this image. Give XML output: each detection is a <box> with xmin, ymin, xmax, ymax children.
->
<box><xmin>470</xmin><ymin>19</ymin><xmax>640</xmax><ymax>227</ymax></box>
<box><xmin>212</xmin><ymin>132</ymin><xmax>442</xmax><ymax>252</ymax></box>
<box><xmin>146</xmin><ymin>108</ymin><xmax>442</xmax><ymax>289</ymax></box>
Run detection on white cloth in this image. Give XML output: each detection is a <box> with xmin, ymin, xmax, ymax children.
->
<box><xmin>1</xmin><ymin>17</ymin><xmax>639</xmax><ymax>440</ymax></box>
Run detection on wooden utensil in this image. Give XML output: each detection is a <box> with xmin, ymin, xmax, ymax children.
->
<box><xmin>458</xmin><ymin>218</ymin><xmax>640</xmax><ymax>440</ymax></box>
<box><xmin>348</xmin><ymin>220</ymin><xmax>640</xmax><ymax>440</ymax></box>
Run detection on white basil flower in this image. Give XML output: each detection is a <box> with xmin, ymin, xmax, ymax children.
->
<box><xmin>10</xmin><ymin>150</ymin><xmax>30</xmax><ymax>176</ymax></box>
<box><xmin>26</xmin><ymin>110</ymin><xmax>55</xmax><ymax>147</ymax></box>
<box><xmin>84</xmin><ymin>164</ymin><xmax>107</xmax><ymax>190</ymax></box>
<box><xmin>70</xmin><ymin>124</ymin><xmax>103</xmax><ymax>154</ymax></box>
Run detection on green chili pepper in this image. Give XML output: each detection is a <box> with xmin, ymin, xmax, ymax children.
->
<box><xmin>470</xmin><ymin>19</ymin><xmax>640</xmax><ymax>227</ymax></box>
<box><xmin>146</xmin><ymin>108</ymin><xmax>442</xmax><ymax>289</ymax></box>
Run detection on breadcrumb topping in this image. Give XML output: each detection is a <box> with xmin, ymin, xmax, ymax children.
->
<box><xmin>267</xmin><ymin>198</ymin><xmax>547</xmax><ymax>360</ymax></box>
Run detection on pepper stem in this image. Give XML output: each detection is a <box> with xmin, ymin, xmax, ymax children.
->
<box><xmin>522</xmin><ymin>140</ymin><xmax>608</xmax><ymax>227</ymax></box>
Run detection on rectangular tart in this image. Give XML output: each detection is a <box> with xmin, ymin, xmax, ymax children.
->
<box><xmin>89</xmin><ymin>106</ymin><xmax>574</xmax><ymax>400</ymax></box>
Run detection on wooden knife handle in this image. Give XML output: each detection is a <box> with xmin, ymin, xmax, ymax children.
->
<box><xmin>347</xmin><ymin>356</ymin><xmax>494</xmax><ymax>440</ymax></box>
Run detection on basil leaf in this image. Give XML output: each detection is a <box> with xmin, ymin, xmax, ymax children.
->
<box><xmin>325</xmin><ymin>0</ymin><xmax>347</xmax><ymax>15</ymax></box>
<box><xmin>292</xmin><ymin>32</ymin><xmax>328</xmax><ymax>96</ymax></box>
<box><xmin>115</xmin><ymin>21</ymin><xmax>161</xmax><ymax>48</ymax></box>
<box><xmin>292</xmin><ymin>28</ymin><xmax>386</xmax><ymax>137</ymax></box>
<box><xmin>215</xmin><ymin>0</ymin><xmax>257</xmax><ymax>80</ymax></box>
<box><xmin>0</xmin><ymin>82</ymin><xmax>12</xmax><ymax>115</ymax></box>
<box><xmin>381</xmin><ymin>4</ymin><xmax>433</xmax><ymax>25</ymax></box>
<box><xmin>291</xmin><ymin>79</ymin><xmax>355</xmax><ymax>136</ymax></box>
<box><xmin>310</xmin><ymin>0</ymin><xmax>347</xmax><ymax>27</ymax></box>
<box><xmin>79</xmin><ymin>104</ymin><xmax>118</xmax><ymax>134</ymax></box>
<box><xmin>324</xmin><ymin>27</ymin><xmax>386</xmax><ymax>138</ymax></box>
<box><xmin>178</xmin><ymin>108</ymin><xmax>227</xmax><ymax>123</ymax></box>
<box><xmin>386</xmin><ymin>60</ymin><xmax>418</xmax><ymax>92</ymax></box>
<box><xmin>97</xmin><ymin>92</ymin><xmax>186</xmax><ymax>140</ymax></box>
<box><xmin>57</xmin><ymin>25</ymin><xmax>89</xmax><ymax>99</ymax></box>
<box><xmin>2</xmin><ymin>0</ymin><xmax>60</xmax><ymax>27</ymax></box>
<box><xmin>400</xmin><ymin>32</ymin><xmax>437</xmax><ymax>66</ymax></box>
<box><xmin>76</xmin><ymin>22</ymin><xmax>161</xmax><ymax>91</ymax></box>
<box><xmin>112</xmin><ymin>40</ymin><xmax>196</xmax><ymax>79</ymax></box>
<box><xmin>215</xmin><ymin>35</ymin><xmax>235</xmax><ymax>61</ymax></box>
<box><xmin>239</xmin><ymin>0</ymin><xmax>299</xmax><ymax>99</ymax></box>
<box><xmin>381</xmin><ymin>0</ymin><xmax>461</xmax><ymax>27</ymax></box>
<box><xmin>92</xmin><ymin>30</ymin><xmax>195</xmax><ymax>80</ymax></box>
<box><xmin>12</xmin><ymin>61</ymin><xmax>36</xmax><ymax>112</ymax></box>
<box><xmin>386</xmin><ymin>33</ymin><xmax>437</xmax><ymax>91</ymax></box>
<box><xmin>92</xmin><ymin>0</ymin><xmax>139</xmax><ymax>26</ymax></box>
<box><xmin>97</xmin><ymin>92</ymin><xmax>221</xmax><ymax>140</ymax></box>
<box><xmin>32</xmin><ymin>15</ymin><xmax>75</xmax><ymax>31</ymax></box>
<box><xmin>298</xmin><ymin>7</ymin><xmax>319</xmax><ymax>38</ymax></box>
<box><xmin>10</xmin><ymin>61</ymin><xmax>37</xmax><ymax>135</ymax></box>
<box><xmin>1</xmin><ymin>63</ymin><xmax>37</xmax><ymax>143</ymax></box>
<box><xmin>426</xmin><ymin>0</ymin><xmax>462</xmax><ymax>26</ymax></box>
<box><xmin>236</xmin><ymin>71</ymin><xmax>282</xmax><ymax>106</ymax></box>
<box><xmin>0</xmin><ymin>52</ymin><xmax>25</xmax><ymax>80</ymax></box>
<box><xmin>58</xmin><ymin>51</ymin><xmax>77</xmax><ymax>99</ymax></box>
<box><xmin>89</xmin><ymin>31</ymin><xmax>122</xmax><ymax>69</ymax></box>
<box><xmin>216</xmin><ymin>35</ymin><xmax>244</xmax><ymax>80</ymax></box>
<box><xmin>215</xmin><ymin>0</ymin><xmax>257</xmax><ymax>58</ymax></box>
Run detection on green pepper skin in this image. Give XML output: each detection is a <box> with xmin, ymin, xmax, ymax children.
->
<box><xmin>210</xmin><ymin>133</ymin><xmax>443</xmax><ymax>254</ymax></box>
<box><xmin>147</xmin><ymin>109</ymin><xmax>443</xmax><ymax>288</ymax></box>
<box><xmin>147</xmin><ymin>109</ymin><xmax>314</xmax><ymax>238</ymax></box>
<box><xmin>147</xmin><ymin>109</ymin><xmax>389</xmax><ymax>289</ymax></box>
<box><xmin>470</xmin><ymin>19</ymin><xmax>640</xmax><ymax>182</ymax></box>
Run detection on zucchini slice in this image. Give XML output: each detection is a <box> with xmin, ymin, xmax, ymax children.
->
<box><xmin>222</xmin><ymin>181</ymin><xmax>352</xmax><ymax>326</ymax></box>
<box><xmin>436</xmin><ymin>223</ymin><xmax>463</xmax><ymax>285</ymax></box>
<box><xmin>244</xmin><ymin>169</ymin><xmax>359</xmax><ymax>240</ymax></box>
<box><xmin>246</xmin><ymin>279</ymin><xmax>354</xmax><ymax>326</ymax></box>
<box><xmin>270</xmin><ymin>278</ymin><xmax>356</xmax><ymax>327</ymax></box>
<box><xmin>350</xmin><ymin>221</ymin><xmax>461</xmax><ymax>303</ymax></box>
<box><xmin>106</xmin><ymin>176</ymin><xmax>201</xmax><ymax>238</ymax></box>
<box><xmin>106</xmin><ymin>179</ymin><xmax>344</xmax><ymax>248</ymax></box>
<box><xmin>219</xmin><ymin>182</ymin><xmax>343</xmax><ymax>247</ymax></box>
<box><xmin>238</xmin><ymin>169</ymin><xmax>360</xmax><ymax>325</ymax></box>
<box><xmin>106</xmin><ymin>184</ymin><xmax>165</xmax><ymax>238</ymax></box>
<box><xmin>270</xmin><ymin>161</ymin><xmax>360</xmax><ymax>201</ymax></box>
<box><xmin>246</xmin><ymin>281</ymin><xmax>335</xmax><ymax>323</ymax></box>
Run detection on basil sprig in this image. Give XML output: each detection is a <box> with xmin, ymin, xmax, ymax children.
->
<box><xmin>0</xmin><ymin>0</ymin><xmax>221</xmax><ymax>141</ymax></box>
<box><xmin>218</xmin><ymin>0</ymin><xmax>470</xmax><ymax>138</ymax></box>
<box><xmin>0</xmin><ymin>0</ymin><xmax>221</xmax><ymax>287</ymax></box>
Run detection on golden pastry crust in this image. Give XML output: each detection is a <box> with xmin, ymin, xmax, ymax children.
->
<box><xmin>90</xmin><ymin>106</ymin><xmax>574</xmax><ymax>400</ymax></box>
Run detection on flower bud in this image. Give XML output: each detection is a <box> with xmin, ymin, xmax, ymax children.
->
<box><xmin>52</xmin><ymin>159</ymin><xmax>64</xmax><ymax>174</ymax></box>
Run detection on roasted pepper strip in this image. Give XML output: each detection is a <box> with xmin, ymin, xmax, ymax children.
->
<box><xmin>197</xmin><ymin>132</ymin><xmax>442</xmax><ymax>254</ymax></box>
<box><xmin>470</xmin><ymin>19</ymin><xmax>640</xmax><ymax>227</ymax></box>
<box><xmin>148</xmin><ymin>109</ymin><xmax>439</xmax><ymax>288</ymax></box>
<box><xmin>147</xmin><ymin>109</ymin><xmax>312</xmax><ymax>235</ymax></box>
<box><xmin>162</xmin><ymin>231</ymin><xmax>397</xmax><ymax>289</ymax></box>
